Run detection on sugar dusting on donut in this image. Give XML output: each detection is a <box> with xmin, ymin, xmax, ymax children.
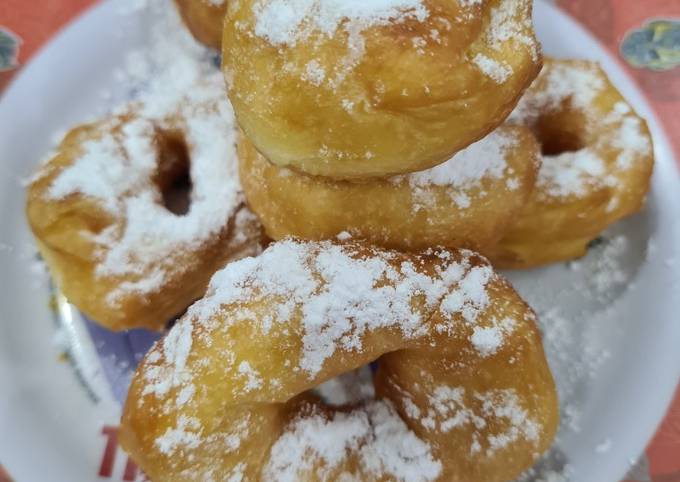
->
<box><xmin>266</xmin><ymin>370</ymin><xmax>541</xmax><ymax>481</ymax></box>
<box><xmin>37</xmin><ymin>1</ymin><xmax>250</xmax><ymax>307</ymax></box>
<box><xmin>45</xmin><ymin>73</ymin><xmax>242</xmax><ymax>305</ymax></box>
<box><xmin>144</xmin><ymin>240</ymin><xmax>520</xmax><ymax>391</ymax></box>
<box><xmin>46</xmin><ymin>119</ymin><xmax>157</xmax><ymax>211</ymax></box>
<box><xmin>486</xmin><ymin>0</ymin><xmax>539</xmax><ymax>61</ymax></box>
<box><xmin>473</xmin><ymin>0</ymin><xmax>539</xmax><ymax>84</ymax></box>
<box><xmin>473</xmin><ymin>53</ymin><xmax>513</xmax><ymax>83</ymax></box>
<box><xmin>183</xmin><ymin>239</ymin><xmax>520</xmax><ymax>375</ymax></box>
<box><xmin>470</xmin><ymin>316</ymin><xmax>517</xmax><ymax>357</ymax></box>
<box><xmin>264</xmin><ymin>400</ymin><xmax>442</xmax><ymax>482</ymax></box>
<box><xmin>139</xmin><ymin>240</ymin><xmax>529</xmax><ymax>474</ymax></box>
<box><xmin>186</xmin><ymin>240</ymin><xmax>470</xmax><ymax>375</ymax></box>
<box><xmin>471</xmin><ymin>0</ymin><xmax>539</xmax><ymax>84</ymax></box>
<box><xmin>397</xmin><ymin>128</ymin><xmax>518</xmax><ymax>210</ymax></box>
<box><xmin>510</xmin><ymin>61</ymin><xmax>652</xmax><ymax>206</ymax></box>
<box><xmin>252</xmin><ymin>0</ymin><xmax>538</xmax><ymax>88</ymax></box>
<box><xmin>252</xmin><ymin>0</ymin><xmax>430</xmax><ymax>47</ymax></box>
<box><xmin>251</xmin><ymin>0</ymin><xmax>431</xmax><ymax>90</ymax></box>
<box><xmin>395</xmin><ymin>380</ymin><xmax>540</xmax><ymax>455</ymax></box>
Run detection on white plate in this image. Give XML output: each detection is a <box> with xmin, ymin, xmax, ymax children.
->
<box><xmin>1</xmin><ymin>1</ymin><xmax>679</xmax><ymax>481</ymax></box>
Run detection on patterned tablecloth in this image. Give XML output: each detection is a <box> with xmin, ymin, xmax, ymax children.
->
<box><xmin>0</xmin><ymin>1</ymin><xmax>678</xmax><ymax>481</ymax></box>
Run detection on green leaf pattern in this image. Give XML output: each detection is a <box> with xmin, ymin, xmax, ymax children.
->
<box><xmin>621</xmin><ymin>19</ymin><xmax>680</xmax><ymax>71</ymax></box>
<box><xmin>0</xmin><ymin>28</ymin><xmax>21</xmax><ymax>72</ymax></box>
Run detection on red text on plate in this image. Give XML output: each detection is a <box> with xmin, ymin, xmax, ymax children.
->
<box><xmin>99</xmin><ymin>426</ymin><xmax>138</xmax><ymax>481</ymax></box>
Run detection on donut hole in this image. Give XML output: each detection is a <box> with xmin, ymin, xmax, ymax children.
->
<box><xmin>156</xmin><ymin>130</ymin><xmax>193</xmax><ymax>216</ymax></box>
<box><xmin>534</xmin><ymin>109</ymin><xmax>587</xmax><ymax>156</ymax></box>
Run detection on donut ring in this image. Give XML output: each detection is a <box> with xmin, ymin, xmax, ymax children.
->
<box><xmin>223</xmin><ymin>0</ymin><xmax>541</xmax><ymax>179</ymax></box>
<box><xmin>239</xmin><ymin>126</ymin><xmax>540</xmax><ymax>253</ymax></box>
<box><xmin>488</xmin><ymin>59</ymin><xmax>654</xmax><ymax>268</ymax></box>
<box><xmin>120</xmin><ymin>239</ymin><xmax>558</xmax><ymax>482</ymax></box>
<box><xmin>26</xmin><ymin>75</ymin><xmax>265</xmax><ymax>331</ymax></box>
<box><xmin>174</xmin><ymin>0</ymin><xmax>227</xmax><ymax>50</ymax></box>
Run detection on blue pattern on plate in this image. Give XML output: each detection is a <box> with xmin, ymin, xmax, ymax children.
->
<box><xmin>84</xmin><ymin>319</ymin><xmax>160</xmax><ymax>403</ymax></box>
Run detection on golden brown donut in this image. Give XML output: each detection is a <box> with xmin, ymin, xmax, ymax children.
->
<box><xmin>25</xmin><ymin>75</ymin><xmax>265</xmax><ymax>331</ymax></box>
<box><xmin>488</xmin><ymin>59</ymin><xmax>654</xmax><ymax>268</ymax></box>
<box><xmin>174</xmin><ymin>0</ymin><xmax>227</xmax><ymax>50</ymax></box>
<box><xmin>120</xmin><ymin>239</ymin><xmax>558</xmax><ymax>482</ymax></box>
<box><xmin>239</xmin><ymin>126</ymin><xmax>540</xmax><ymax>253</ymax></box>
<box><xmin>223</xmin><ymin>0</ymin><xmax>542</xmax><ymax>179</ymax></box>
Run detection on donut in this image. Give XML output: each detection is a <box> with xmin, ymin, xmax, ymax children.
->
<box><xmin>238</xmin><ymin>126</ymin><xmax>540</xmax><ymax>253</ymax></box>
<box><xmin>488</xmin><ymin>59</ymin><xmax>654</xmax><ymax>268</ymax></box>
<box><xmin>25</xmin><ymin>75</ymin><xmax>265</xmax><ymax>331</ymax></box>
<box><xmin>174</xmin><ymin>0</ymin><xmax>227</xmax><ymax>50</ymax></box>
<box><xmin>120</xmin><ymin>239</ymin><xmax>558</xmax><ymax>482</ymax></box>
<box><xmin>223</xmin><ymin>0</ymin><xmax>542</xmax><ymax>179</ymax></box>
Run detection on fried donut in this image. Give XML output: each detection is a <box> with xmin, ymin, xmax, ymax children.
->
<box><xmin>488</xmin><ymin>59</ymin><xmax>654</xmax><ymax>268</ymax></box>
<box><xmin>120</xmin><ymin>239</ymin><xmax>558</xmax><ymax>482</ymax></box>
<box><xmin>223</xmin><ymin>0</ymin><xmax>542</xmax><ymax>179</ymax></box>
<box><xmin>25</xmin><ymin>75</ymin><xmax>265</xmax><ymax>331</ymax></box>
<box><xmin>174</xmin><ymin>0</ymin><xmax>227</xmax><ymax>50</ymax></box>
<box><xmin>239</xmin><ymin>126</ymin><xmax>540</xmax><ymax>253</ymax></box>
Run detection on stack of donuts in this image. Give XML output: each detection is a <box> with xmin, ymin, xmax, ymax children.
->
<box><xmin>25</xmin><ymin>0</ymin><xmax>654</xmax><ymax>481</ymax></box>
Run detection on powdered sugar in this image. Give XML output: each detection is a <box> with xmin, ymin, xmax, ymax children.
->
<box><xmin>587</xmin><ymin>235</ymin><xmax>630</xmax><ymax>294</ymax></box>
<box><xmin>143</xmin><ymin>320</ymin><xmax>193</xmax><ymax>398</ymax></box>
<box><xmin>537</xmin><ymin>149</ymin><xmax>606</xmax><ymax>198</ymax></box>
<box><xmin>253</xmin><ymin>0</ymin><xmax>429</xmax><ymax>47</ymax></box>
<box><xmin>504</xmin><ymin>226</ymin><xmax>645</xmax><ymax>480</ymax></box>
<box><xmin>473</xmin><ymin>53</ymin><xmax>512</xmax><ymax>84</ymax></box>
<box><xmin>39</xmin><ymin>4</ymin><xmax>246</xmax><ymax>305</ymax></box>
<box><xmin>458</xmin><ymin>0</ymin><xmax>482</xmax><ymax>7</ymax></box>
<box><xmin>155</xmin><ymin>414</ymin><xmax>202</xmax><ymax>455</ymax></box>
<box><xmin>510</xmin><ymin>61</ymin><xmax>652</xmax><ymax>200</ymax></box>
<box><xmin>250</xmin><ymin>0</ymin><xmax>429</xmax><ymax>90</ymax></box>
<box><xmin>314</xmin><ymin>366</ymin><xmax>375</xmax><ymax>406</ymax></box>
<box><xmin>134</xmin><ymin>239</ymin><xmax>552</xmax><ymax>478</ymax></box>
<box><xmin>510</xmin><ymin>62</ymin><xmax>605</xmax><ymax>122</ymax></box>
<box><xmin>468</xmin><ymin>0</ymin><xmax>537</xmax><ymax>81</ymax></box>
<box><xmin>264</xmin><ymin>400</ymin><xmax>441</xmax><ymax>482</ymax></box>
<box><xmin>470</xmin><ymin>327</ymin><xmax>503</xmax><ymax>356</ymax></box>
<box><xmin>440</xmin><ymin>265</ymin><xmax>493</xmax><ymax>324</ymax></box>
<box><xmin>225</xmin><ymin>463</ymin><xmax>245</xmax><ymax>482</ymax></box>
<box><xmin>471</xmin><ymin>316</ymin><xmax>516</xmax><ymax>357</ymax></box>
<box><xmin>301</xmin><ymin>59</ymin><xmax>326</xmax><ymax>86</ymax></box>
<box><xmin>610</xmin><ymin>107</ymin><xmax>651</xmax><ymax>170</ymax></box>
<box><xmin>595</xmin><ymin>438</ymin><xmax>612</xmax><ymax>454</ymax></box>
<box><xmin>482</xmin><ymin>390</ymin><xmax>540</xmax><ymax>452</ymax></box>
<box><xmin>66</xmin><ymin>75</ymin><xmax>240</xmax><ymax>304</ymax></box>
<box><xmin>397</xmin><ymin>380</ymin><xmax>541</xmax><ymax>456</ymax></box>
<box><xmin>485</xmin><ymin>0</ymin><xmax>538</xmax><ymax>61</ymax></box>
<box><xmin>187</xmin><ymin>240</ymin><xmax>484</xmax><ymax>375</ymax></box>
<box><xmin>397</xmin><ymin>129</ymin><xmax>516</xmax><ymax>210</ymax></box>
<box><xmin>237</xmin><ymin>361</ymin><xmax>264</xmax><ymax>392</ymax></box>
<box><xmin>47</xmin><ymin>126</ymin><xmax>151</xmax><ymax>209</ymax></box>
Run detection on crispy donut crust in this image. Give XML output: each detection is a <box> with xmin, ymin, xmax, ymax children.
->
<box><xmin>174</xmin><ymin>0</ymin><xmax>227</xmax><ymax>49</ymax></box>
<box><xmin>238</xmin><ymin>125</ymin><xmax>540</xmax><ymax>253</ymax></box>
<box><xmin>489</xmin><ymin>59</ymin><xmax>654</xmax><ymax>269</ymax></box>
<box><xmin>120</xmin><ymin>240</ymin><xmax>558</xmax><ymax>482</ymax></box>
<box><xmin>26</xmin><ymin>81</ymin><xmax>266</xmax><ymax>331</ymax></box>
<box><xmin>223</xmin><ymin>0</ymin><xmax>541</xmax><ymax>179</ymax></box>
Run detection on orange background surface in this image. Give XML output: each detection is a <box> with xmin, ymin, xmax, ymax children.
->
<box><xmin>0</xmin><ymin>1</ymin><xmax>678</xmax><ymax>481</ymax></box>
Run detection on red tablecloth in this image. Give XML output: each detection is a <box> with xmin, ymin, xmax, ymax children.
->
<box><xmin>0</xmin><ymin>1</ymin><xmax>678</xmax><ymax>481</ymax></box>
